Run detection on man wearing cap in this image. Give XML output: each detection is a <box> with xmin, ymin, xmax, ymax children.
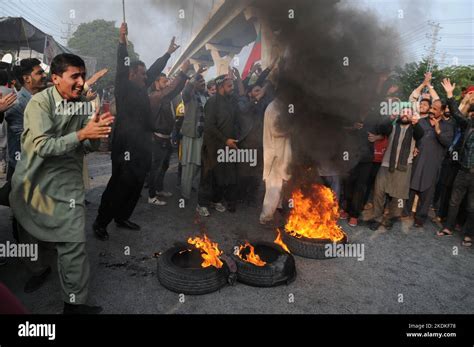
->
<box><xmin>196</xmin><ymin>74</ymin><xmax>238</xmax><ymax>216</ymax></box>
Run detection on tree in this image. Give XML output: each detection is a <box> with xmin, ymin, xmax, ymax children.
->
<box><xmin>440</xmin><ymin>65</ymin><xmax>474</xmax><ymax>98</ymax></box>
<box><xmin>68</xmin><ymin>20</ymin><xmax>140</xmax><ymax>90</ymax></box>
<box><xmin>395</xmin><ymin>59</ymin><xmax>474</xmax><ymax>101</ymax></box>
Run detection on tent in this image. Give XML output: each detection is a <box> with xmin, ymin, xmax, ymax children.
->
<box><xmin>0</xmin><ymin>17</ymin><xmax>96</xmax><ymax>73</ymax></box>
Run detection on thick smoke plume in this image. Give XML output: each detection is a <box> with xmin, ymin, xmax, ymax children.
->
<box><xmin>254</xmin><ymin>0</ymin><xmax>402</xmax><ymax>186</ymax></box>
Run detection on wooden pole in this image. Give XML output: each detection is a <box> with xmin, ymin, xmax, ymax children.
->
<box><xmin>122</xmin><ymin>0</ymin><xmax>128</xmax><ymax>45</ymax></box>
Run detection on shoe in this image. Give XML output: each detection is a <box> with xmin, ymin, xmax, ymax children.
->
<box><xmin>210</xmin><ymin>202</ymin><xmax>226</xmax><ymax>213</ymax></box>
<box><xmin>196</xmin><ymin>205</ymin><xmax>210</xmax><ymax>217</ymax></box>
<box><xmin>413</xmin><ymin>218</ymin><xmax>424</xmax><ymax>228</ymax></box>
<box><xmin>156</xmin><ymin>191</ymin><xmax>173</xmax><ymax>198</ymax></box>
<box><xmin>348</xmin><ymin>217</ymin><xmax>358</xmax><ymax>227</ymax></box>
<box><xmin>368</xmin><ymin>219</ymin><xmax>381</xmax><ymax>231</ymax></box>
<box><xmin>148</xmin><ymin>196</ymin><xmax>167</xmax><ymax>206</ymax></box>
<box><xmin>115</xmin><ymin>220</ymin><xmax>141</xmax><ymax>230</ymax></box>
<box><xmin>246</xmin><ymin>199</ymin><xmax>258</xmax><ymax>208</ymax></box>
<box><xmin>227</xmin><ymin>203</ymin><xmax>236</xmax><ymax>213</ymax></box>
<box><xmin>339</xmin><ymin>210</ymin><xmax>349</xmax><ymax>220</ymax></box>
<box><xmin>24</xmin><ymin>266</ymin><xmax>51</xmax><ymax>293</ymax></box>
<box><xmin>93</xmin><ymin>221</ymin><xmax>109</xmax><ymax>241</ymax></box>
<box><xmin>383</xmin><ymin>218</ymin><xmax>397</xmax><ymax>230</ymax></box>
<box><xmin>259</xmin><ymin>216</ymin><xmax>273</xmax><ymax>225</ymax></box>
<box><xmin>400</xmin><ymin>212</ymin><xmax>412</xmax><ymax>220</ymax></box>
<box><xmin>63</xmin><ymin>303</ymin><xmax>103</xmax><ymax>314</ymax></box>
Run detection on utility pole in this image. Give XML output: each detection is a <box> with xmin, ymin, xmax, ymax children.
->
<box><xmin>61</xmin><ymin>20</ymin><xmax>77</xmax><ymax>44</ymax></box>
<box><xmin>425</xmin><ymin>21</ymin><xmax>442</xmax><ymax>72</ymax></box>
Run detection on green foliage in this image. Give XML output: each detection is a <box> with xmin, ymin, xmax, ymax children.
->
<box><xmin>395</xmin><ymin>59</ymin><xmax>474</xmax><ymax>101</ymax></box>
<box><xmin>67</xmin><ymin>19</ymin><xmax>140</xmax><ymax>90</ymax></box>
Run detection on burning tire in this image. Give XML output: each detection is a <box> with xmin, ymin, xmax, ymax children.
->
<box><xmin>281</xmin><ymin>230</ymin><xmax>347</xmax><ymax>259</ymax></box>
<box><xmin>231</xmin><ymin>241</ymin><xmax>296</xmax><ymax>287</ymax></box>
<box><xmin>157</xmin><ymin>245</ymin><xmax>232</xmax><ymax>295</ymax></box>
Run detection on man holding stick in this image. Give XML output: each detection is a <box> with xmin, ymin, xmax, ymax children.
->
<box><xmin>94</xmin><ymin>23</ymin><xmax>180</xmax><ymax>239</ymax></box>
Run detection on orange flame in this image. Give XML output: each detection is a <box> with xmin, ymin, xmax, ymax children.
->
<box><xmin>285</xmin><ymin>184</ymin><xmax>345</xmax><ymax>242</ymax></box>
<box><xmin>237</xmin><ymin>242</ymin><xmax>266</xmax><ymax>266</ymax></box>
<box><xmin>274</xmin><ymin>228</ymin><xmax>290</xmax><ymax>253</ymax></box>
<box><xmin>187</xmin><ymin>234</ymin><xmax>223</xmax><ymax>269</ymax></box>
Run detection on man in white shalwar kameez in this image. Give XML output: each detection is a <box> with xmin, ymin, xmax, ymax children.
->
<box><xmin>260</xmin><ymin>99</ymin><xmax>292</xmax><ymax>224</ymax></box>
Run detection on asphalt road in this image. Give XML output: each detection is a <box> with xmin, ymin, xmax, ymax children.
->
<box><xmin>1</xmin><ymin>152</ymin><xmax>473</xmax><ymax>314</ymax></box>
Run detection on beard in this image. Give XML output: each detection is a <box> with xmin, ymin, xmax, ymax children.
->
<box><xmin>400</xmin><ymin>117</ymin><xmax>410</xmax><ymax>124</ymax></box>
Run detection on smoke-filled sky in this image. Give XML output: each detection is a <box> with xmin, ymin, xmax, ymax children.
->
<box><xmin>0</xmin><ymin>0</ymin><xmax>472</xmax><ymax>68</ymax></box>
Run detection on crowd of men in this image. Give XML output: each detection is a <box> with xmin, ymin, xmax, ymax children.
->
<box><xmin>0</xmin><ymin>21</ymin><xmax>472</xmax><ymax>313</ymax></box>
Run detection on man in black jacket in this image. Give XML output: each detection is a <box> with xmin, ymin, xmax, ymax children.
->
<box><xmin>196</xmin><ymin>74</ymin><xmax>239</xmax><ymax>216</ymax></box>
<box><xmin>93</xmin><ymin>23</ymin><xmax>179</xmax><ymax>240</ymax></box>
<box><xmin>438</xmin><ymin>78</ymin><xmax>474</xmax><ymax>247</ymax></box>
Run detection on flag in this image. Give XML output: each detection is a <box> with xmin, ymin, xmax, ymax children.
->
<box><xmin>241</xmin><ymin>28</ymin><xmax>261</xmax><ymax>80</ymax></box>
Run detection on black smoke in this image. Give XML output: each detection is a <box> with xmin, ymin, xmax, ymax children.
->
<box><xmin>254</xmin><ymin>0</ymin><xmax>401</xmax><ymax>186</ymax></box>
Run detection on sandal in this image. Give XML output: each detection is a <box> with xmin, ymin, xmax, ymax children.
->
<box><xmin>462</xmin><ymin>236</ymin><xmax>472</xmax><ymax>247</ymax></box>
<box><xmin>436</xmin><ymin>228</ymin><xmax>453</xmax><ymax>237</ymax></box>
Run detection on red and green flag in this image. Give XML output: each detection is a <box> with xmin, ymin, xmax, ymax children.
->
<box><xmin>242</xmin><ymin>28</ymin><xmax>262</xmax><ymax>80</ymax></box>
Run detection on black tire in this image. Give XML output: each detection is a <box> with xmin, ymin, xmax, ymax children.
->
<box><xmin>281</xmin><ymin>230</ymin><xmax>347</xmax><ymax>259</ymax></box>
<box><xmin>231</xmin><ymin>241</ymin><xmax>296</xmax><ymax>287</ymax></box>
<box><xmin>157</xmin><ymin>246</ymin><xmax>229</xmax><ymax>295</ymax></box>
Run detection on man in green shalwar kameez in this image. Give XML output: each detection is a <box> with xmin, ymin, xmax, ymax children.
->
<box><xmin>10</xmin><ymin>53</ymin><xmax>114</xmax><ymax>314</ymax></box>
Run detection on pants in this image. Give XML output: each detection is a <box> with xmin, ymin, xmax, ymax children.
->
<box><xmin>83</xmin><ymin>156</ymin><xmax>90</xmax><ymax>190</ymax></box>
<box><xmin>6</xmin><ymin>165</ymin><xmax>14</xmax><ymax>181</ymax></box>
<box><xmin>181</xmin><ymin>162</ymin><xmax>201</xmax><ymax>200</ymax></box>
<box><xmin>344</xmin><ymin>162</ymin><xmax>373</xmax><ymax>218</ymax></box>
<box><xmin>364</xmin><ymin>162</ymin><xmax>382</xmax><ymax>204</ymax></box>
<box><xmin>405</xmin><ymin>184</ymin><xmax>436</xmax><ymax>223</ymax></box>
<box><xmin>197</xmin><ymin>167</ymin><xmax>237</xmax><ymax>207</ymax></box>
<box><xmin>260</xmin><ymin>175</ymin><xmax>285</xmax><ymax>222</ymax></box>
<box><xmin>321</xmin><ymin>175</ymin><xmax>341</xmax><ymax>202</ymax></box>
<box><xmin>372</xmin><ymin>172</ymin><xmax>403</xmax><ymax>221</ymax></box>
<box><xmin>96</xmin><ymin>160</ymin><xmax>146</xmax><ymax>227</ymax></box>
<box><xmin>238</xmin><ymin>176</ymin><xmax>261</xmax><ymax>202</ymax></box>
<box><xmin>435</xmin><ymin>162</ymin><xmax>459</xmax><ymax>219</ymax></box>
<box><xmin>148</xmin><ymin>137</ymin><xmax>172</xmax><ymax>198</ymax></box>
<box><xmin>18</xmin><ymin>223</ymin><xmax>90</xmax><ymax>304</ymax></box>
<box><xmin>445</xmin><ymin>170</ymin><xmax>474</xmax><ymax>236</ymax></box>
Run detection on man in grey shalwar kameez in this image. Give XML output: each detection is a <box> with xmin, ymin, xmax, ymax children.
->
<box><xmin>10</xmin><ymin>54</ymin><xmax>114</xmax><ymax>314</ymax></box>
<box><xmin>368</xmin><ymin>109</ymin><xmax>424</xmax><ymax>231</ymax></box>
<box><xmin>406</xmin><ymin>99</ymin><xmax>454</xmax><ymax>227</ymax></box>
<box><xmin>180</xmin><ymin>72</ymin><xmax>207</xmax><ymax>200</ymax></box>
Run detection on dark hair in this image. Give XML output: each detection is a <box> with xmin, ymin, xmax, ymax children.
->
<box><xmin>0</xmin><ymin>69</ymin><xmax>9</xmax><ymax>85</ymax></box>
<box><xmin>420</xmin><ymin>98</ymin><xmax>431</xmax><ymax>106</ymax></box>
<box><xmin>156</xmin><ymin>72</ymin><xmax>167</xmax><ymax>79</ymax></box>
<box><xmin>51</xmin><ymin>53</ymin><xmax>85</xmax><ymax>76</ymax></box>
<box><xmin>16</xmin><ymin>58</ymin><xmax>42</xmax><ymax>84</ymax></box>
<box><xmin>130</xmin><ymin>60</ymin><xmax>146</xmax><ymax>74</ymax></box>
<box><xmin>246</xmin><ymin>83</ymin><xmax>262</xmax><ymax>95</ymax></box>
<box><xmin>206</xmin><ymin>79</ymin><xmax>216</xmax><ymax>89</ymax></box>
